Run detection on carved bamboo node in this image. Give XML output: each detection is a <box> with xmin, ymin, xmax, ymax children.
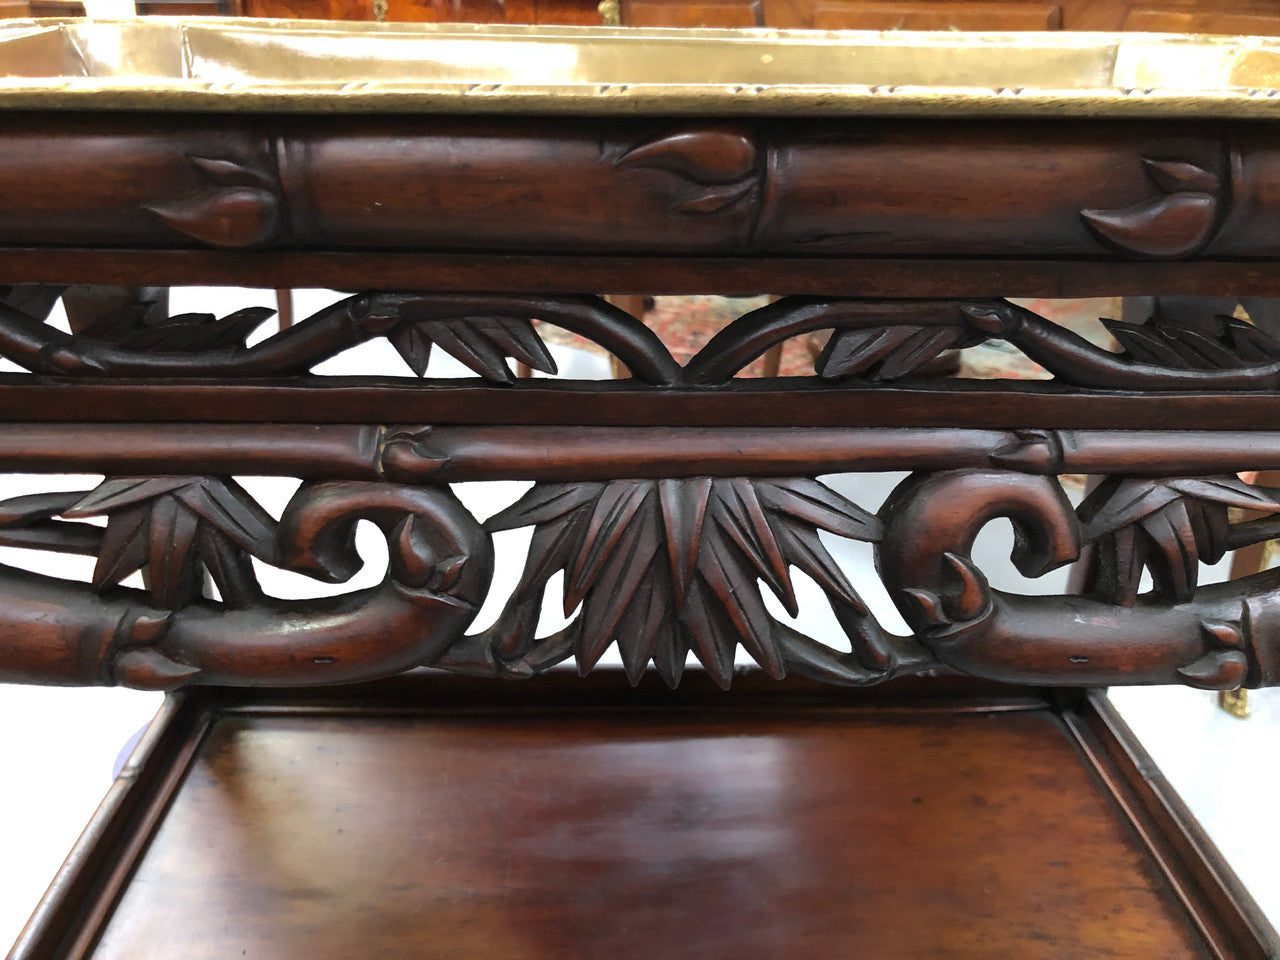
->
<box><xmin>0</xmin><ymin>463</ymin><xmax>1279</xmax><ymax>691</ymax></box>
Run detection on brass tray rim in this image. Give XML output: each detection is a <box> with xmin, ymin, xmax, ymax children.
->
<box><xmin>4</xmin><ymin>17</ymin><xmax>1280</xmax><ymax>117</ymax></box>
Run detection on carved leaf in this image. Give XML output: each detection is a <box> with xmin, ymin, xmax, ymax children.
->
<box><xmin>487</xmin><ymin>481</ymin><xmax>606</xmax><ymax>531</ymax></box>
<box><xmin>143</xmin><ymin>495</ymin><xmax>199</xmax><ymax>608</ymax></box>
<box><xmin>146</xmin><ymin>187</ymin><xmax>281</xmax><ymax>249</ymax></box>
<box><xmin>675</xmin><ymin>182</ymin><xmax>756</xmax><ymax>214</ymax></box>
<box><xmin>658</xmin><ymin>477</ymin><xmax>710</xmax><ymax>607</ymax></box>
<box><xmin>1103</xmin><ymin>314</ymin><xmax>1280</xmax><ymax>370</ymax></box>
<box><xmin>564</xmin><ymin>481</ymin><xmax>653</xmax><ymax>613</ymax></box>
<box><xmin>698</xmin><ymin>528</ymin><xmax>782</xmax><ymax>679</ymax></box>
<box><xmin>711</xmin><ymin>479</ymin><xmax>795</xmax><ymax>616</ymax></box>
<box><xmin>1142</xmin><ymin>158</ymin><xmax>1220</xmax><ymax>195</ymax></box>
<box><xmin>1079</xmin><ymin>475</ymin><xmax>1280</xmax><ymax>604</ymax></box>
<box><xmin>177</xmin><ymin>479</ymin><xmax>277</xmax><ymax>560</ymax></box>
<box><xmin>483</xmin><ymin>476</ymin><xmax>878</xmax><ymax>688</ymax></box>
<box><xmin>817</xmin><ymin>324</ymin><xmax>976</xmax><ymax>380</ymax></box>
<box><xmin>481</xmin><ymin>505</ymin><xmax>591</xmax><ymax>663</ymax></box>
<box><xmin>77</xmin><ymin>305</ymin><xmax>273</xmax><ymax>353</ymax></box>
<box><xmin>616</xmin><ymin>129</ymin><xmax>757</xmax><ymax>184</ymax></box>
<box><xmin>1178</xmin><ymin>649</ymin><xmax>1249</xmax><ymax>690</ymax></box>
<box><xmin>0</xmin><ymin>284</ymin><xmax>67</xmax><ymax>322</ymax></box>
<box><xmin>64</xmin><ymin>476</ymin><xmax>276</xmax><ymax>609</ymax></box>
<box><xmin>577</xmin><ymin>511</ymin><xmax>661</xmax><ymax>671</ymax></box>
<box><xmin>0</xmin><ymin>490</ymin><xmax>103</xmax><ymax>555</ymax></box>
<box><xmin>616</xmin><ymin>129</ymin><xmax>758</xmax><ymax>218</ymax></box>
<box><xmin>144</xmin><ymin>154</ymin><xmax>282</xmax><ymax>249</ymax></box>
<box><xmin>188</xmin><ymin>156</ymin><xmax>277</xmax><ymax>190</ymax></box>
<box><xmin>92</xmin><ymin>504</ymin><xmax>152</xmax><ymax>592</ymax></box>
<box><xmin>679</xmin><ymin>576</ymin><xmax>739</xmax><ymax>689</ymax></box>
<box><xmin>1082</xmin><ymin>193</ymin><xmax>1218</xmax><ymax>259</ymax></box>
<box><xmin>1222</xmin><ymin>316</ymin><xmax>1280</xmax><ymax>361</ymax></box>
<box><xmin>1081</xmin><ymin>158</ymin><xmax>1220</xmax><ymax>259</ymax></box>
<box><xmin>769</xmin><ymin>519</ymin><xmax>865</xmax><ymax>615</ymax></box>
<box><xmin>614</xmin><ymin>579</ymin><xmax>669</xmax><ymax>685</ymax></box>
<box><xmin>69</xmin><ymin>477</ymin><xmax>193</xmax><ymax>515</ymax></box>
<box><xmin>390</xmin><ymin>315</ymin><xmax>556</xmax><ymax>382</ymax></box>
<box><xmin>194</xmin><ymin>524</ymin><xmax>261</xmax><ymax>608</ymax></box>
<box><xmin>753</xmin><ymin>477</ymin><xmax>883</xmax><ymax>541</ymax></box>
<box><xmin>386</xmin><ymin>322</ymin><xmax>434</xmax><ymax>377</ymax></box>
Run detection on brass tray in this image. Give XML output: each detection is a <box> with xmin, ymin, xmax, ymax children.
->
<box><xmin>2</xmin><ymin>18</ymin><xmax>1280</xmax><ymax>116</ymax></box>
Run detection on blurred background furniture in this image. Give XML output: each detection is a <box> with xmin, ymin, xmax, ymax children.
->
<box><xmin>9</xmin><ymin>0</ymin><xmax>1280</xmax><ymax>30</ymax></box>
<box><xmin>10</xmin><ymin>1</ymin><xmax>1280</xmax><ymax>40</ymax></box>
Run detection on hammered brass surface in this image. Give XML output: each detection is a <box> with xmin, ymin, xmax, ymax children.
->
<box><xmin>3</xmin><ymin>18</ymin><xmax>1280</xmax><ymax>116</ymax></box>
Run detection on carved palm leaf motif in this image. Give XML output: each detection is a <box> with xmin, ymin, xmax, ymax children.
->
<box><xmin>10</xmin><ymin>286</ymin><xmax>1280</xmax><ymax>391</ymax></box>
<box><xmin>1078</xmin><ymin>475</ymin><xmax>1280</xmax><ymax>605</ymax></box>
<box><xmin>385</xmin><ymin>313</ymin><xmax>556</xmax><ymax>382</ymax></box>
<box><xmin>1101</xmin><ymin>313</ymin><xmax>1280</xmax><ymax>370</ymax></box>
<box><xmin>816</xmin><ymin>323</ymin><xmax>982</xmax><ymax>380</ymax></box>
<box><xmin>0</xmin><ymin>490</ymin><xmax>105</xmax><ymax>556</ymax></box>
<box><xmin>484</xmin><ymin>477</ymin><xmax>880</xmax><ymax>689</ymax></box>
<box><xmin>0</xmin><ymin>291</ymin><xmax>649</xmax><ymax>382</ymax></box>
<box><xmin>63</xmin><ymin>477</ymin><xmax>278</xmax><ymax>610</ymax></box>
<box><xmin>76</xmin><ymin>303</ymin><xmax>275</xmax><ymax>353</ymax></box>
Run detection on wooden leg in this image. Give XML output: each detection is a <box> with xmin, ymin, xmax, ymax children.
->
<box><xmin>761</xmin><ymin>343</ymin><xmax>783</xmax><ymax>377</ymax></box>
<box><xmin>275</xmin><ymin>289</ymin><xmax>294</xmax><ymax>331</ymax></box>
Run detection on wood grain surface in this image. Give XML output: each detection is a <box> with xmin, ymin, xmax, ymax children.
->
<box><xmin>0</xmin><ymin>115</ymin><xmax>1273</xmax><ymax>262</ymax></box>
<box><xmin>85</xmin><ymin>697</ymin><xmax>1212</xmax><ymax>959</ymax></box>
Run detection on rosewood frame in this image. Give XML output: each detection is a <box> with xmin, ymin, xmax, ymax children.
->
<box><xmin>0</xmin><ymin>82</ymin><xmax>1278</xmax><ymax>696</ymax></box>
<box><xmin>6</xmin><ymin>25</ymin><xmax>1280</xmax><ymax>957</ymax></box>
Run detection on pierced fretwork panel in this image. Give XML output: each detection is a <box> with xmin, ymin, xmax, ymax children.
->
<box><xmin>0</xmin><ymin>428</ymin><xmax>1277</xmax><ymax>693</ymax></box>
<box><xmin>2</xmin><ymin>286</ymin><xmax>1278</xmax><ymax>391</ymax></box>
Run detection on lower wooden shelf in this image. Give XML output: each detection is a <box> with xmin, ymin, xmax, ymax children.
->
<box><xmin>11</xmin><ymin>672</ymin><xmax>1277</xmax><ymax>959</ymax></box>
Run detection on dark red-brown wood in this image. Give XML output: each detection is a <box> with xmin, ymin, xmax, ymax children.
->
<box><xmin>4</xmin><ymin>47</ymin><xmax>1280</xmax><ymax>959</ymax></box>
<box><xmin>0</xmin><ymin>115</ymin><xmax>1274</xmax><ymax>262</ymax></box>
<box><xmin>10</xmin><ymin>673</ymin><xmax>1275</xmax><ymax>960</ymax></box>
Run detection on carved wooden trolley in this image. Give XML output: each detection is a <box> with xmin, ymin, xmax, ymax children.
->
<box><xmin>7</xmin><ymin>19</ymin><xmax>1280</xmax><ymax>959</ymax></box>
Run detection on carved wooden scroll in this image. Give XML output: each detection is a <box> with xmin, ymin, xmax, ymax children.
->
<box><xmin>0</xmin><ymin>278</ymin><xmax>1276</xmax><ymax>692</ymax></box>
<box><xmin>1</xmin><ymin>423</ymin><xmax>1280</xmax><ymax>692</ymax></box>
<box><xmin>0</xmin><ymin>291</ymin><xmax>680</xmax><ymax>384</ymax></box>
<box><xmin>0</xmin><ymin>476</ymin><xmax>492</xmax><ymax>689</ymax></box>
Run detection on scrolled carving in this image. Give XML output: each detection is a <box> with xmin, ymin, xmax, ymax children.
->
<box><xmin>687</xmin><ymin>296</ymin><xmax>1280</xmax><ymax>390</ymax></box>
<box><xmin>0</xmin><ymin>477</ymin><xmax>492</xmax><ymax>689</ymax></box>
<box><xmin>7</xmin><ymin>287</ymin><xmax>1280</xmax><ymax>392</ymax></box>
<box><xmin>876</xmin><ymin>467</ymin><xmax>1280</xmax><ymax>691</ymax></box>
<box><xmin>5</xmin><ymin>455</ymin><xmax>1280</xmax><ymax>693</ymax></box>
<box><xmin>0</xmin><ymin>291</ymin><xmax>681</xmax><ymax>385</ymax></box>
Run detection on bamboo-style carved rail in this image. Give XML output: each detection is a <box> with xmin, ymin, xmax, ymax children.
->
<box><xmin>0</xmin><ymin>117</ymin><xmax>1265</xmax><ymax>265</ymax></box>
<box><xmin>4</xmin><ymin>261</ymin><xmax>1280</xmax><ymax>694</ymax></box>
<box><xmin>1</xmin><ymin>415</ymin><xmax>1279</xmax><ymax>692</ymax></box>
